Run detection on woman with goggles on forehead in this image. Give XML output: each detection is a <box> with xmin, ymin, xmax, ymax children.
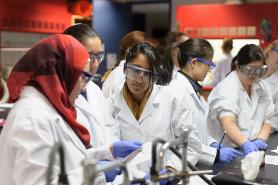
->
<box><xmin>207</xmin><ymin>44</ymin><xmax>275</xmax><ymax>156</ymax></box>
<box><xmin>64</xmin><ymin>24</ymin><xmax>143</xmax><ymax>183</ymax></box>
<box><xmin>262</xmin><ymin>40</ymin><xmax>278</xmax><ymax>131</ymax></box>
<box><xmin>169</xmin><ymin>38</ymin><xmax>242</xmax><ymax>166</ymax></box>
<box><xmin>108</xmin><ymin>43</ymin><xmax>201</xmax><ymax>177</ymax></box>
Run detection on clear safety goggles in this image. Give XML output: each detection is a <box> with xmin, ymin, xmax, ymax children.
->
<box><xmin>124</xmin><ymin>63</ymin><xmax>158</xmax><ymax>83</ymax></box>
<box><xmin>193</xmin><ymin>57</ymin><xmax>216</xmax><ymax>70</ymax></box>
<box><xmin>81</xmin><ymin>71</ymin><xmax>94</xmax><ymax>85</ymax></box>
<box><xmin>238</xmin><ymin>65</ymin><xmax>268</xmax><ymax>77</ymax></box>
<box><xmin>89</xmin><ymin>51</ymin><xmax>104</xmax><ymax>64</ymax></box>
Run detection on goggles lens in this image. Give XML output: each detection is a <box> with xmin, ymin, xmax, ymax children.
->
<box><xmin>124</xmin><ymin>64</ymin><xmax>158</xmax><ymax>83</ymax></box>
<box><xmin>194</xmin><ymin>57</ymin><xmax>216</xmax><ymax>69</ymax></box>
<box><xmin>89</xmin><ymin>51</ymin><xmax>104</xmax><ymax>63</ymax></box>
<box><xmin>239</xmin><ymin>65</ymin><xmax>268</xmax><ymax>77</ymax></box>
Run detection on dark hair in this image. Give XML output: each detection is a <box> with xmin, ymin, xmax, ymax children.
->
<box><xmin>162</xmin><ymin>32</ymin><xmax>188</xmax><ymax>81</ymax></box>
<box><xmin>63</xmin><ymin>23</ymin><xmax>102</xmax><ymax>44</ymax></box>
<box><xmin>231</xmin><ymin>44</ymin><xmax>265</xmax><ymax>71</ymax></box>
<box><xmin>125</xmin><ymin>43</ymin><xmax>167</xmax><ymax>86</ymax></box>
<box><xmin>116</xmin><ymin>31</ymin><xmax>159</xmax><ymax>67</ymax></box>
<box><xmin>222</xmin><ymin>38</ymin><xmax>233</xmax><ymax>54</ymax></box>
<box><xmin>177</xmin><ymin>38</ymin><xmax>214</xmax><ymax>69</ymax></box>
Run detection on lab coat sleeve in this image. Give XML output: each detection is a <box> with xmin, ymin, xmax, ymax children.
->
<box><xmin>198</xmin><ymin>144</ymin><xmax>217</xmax><ymax>166</ymax></box>
<box><xmin>208</xmin><ymin>87</ymin><xmax>239</xmax><ymax>123</ymax></box>
<box><xmin>166</xmin><ymin>95</ymin><xmax>201</xmax><ymax>169</ymax></box>
<box><xmin>102</xmin><ymin>97</ymin><xmax>121</xmax><ymax>144</ymax></box>
<box><xmin>9</xmin><ymin>116</ymin><xmax>59</xmax><ymax>185</ymax></box>
<box><xmin>261</xmin><ymin>82</ymin><xmax>275</xmax><ymax>126</ymax></box>
<box><xmin>105</xmin><ymin>97</ymin><xmax>121</xmax><ymax>141</ymax></box>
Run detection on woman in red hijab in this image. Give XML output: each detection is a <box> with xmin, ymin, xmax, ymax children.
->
<box><xmin>0</xmin><ymin>34</ymin><xmax>99</xmax><ymax>185</ymax></box>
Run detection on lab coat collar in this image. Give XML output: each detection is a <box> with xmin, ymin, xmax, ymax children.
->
<box><xmin>178</xmin><ymin>71</ymin><xmax>202</xmax><ymax>94</ymax></box>
<box><xmin>75</xmin><ymin>94</ymin><xmax>95</xmax><ymax>118</ymax></box>
<box><xmin>113</xmin><ymin>84</ymin><xmax>160</xmax><ymax>126</ymax></box>
<box><xmin>176</xmin><ymin>72</ymin><xmax>207</xmax><ymax>112</ymax></box>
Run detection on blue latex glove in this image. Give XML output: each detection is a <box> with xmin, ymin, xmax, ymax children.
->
<box><xmin>144</xmin><ymin>169</ymin><xmax>174</xmax><ymax>185</ymax></box>
<box><xmin>112</xmin><ymin>140</ymin><xmax>143</xmax><ymax>158</ymax></box>
<box><xmin>241</xmin><ymin>141</ymin><xmax>259</xmax><ymax>156</ymax></box>
<box><xmin>98</xmin><ymin>160</ymin><xmax>122</xmax><ymax>182</ymax></box>
<box><xmin>210</xmin><ymin>142</ymin><xmax>224</xmax><ymax>149</ymax></box>
<box><xmin>252</xmin><ymin>139</ymin><xmax>268</xmax><ymax>151</ymax></box>
<box><xmin>219</xmin><ymin>147</ymin><xmax>243</xmax><ymax>163</ymax></box>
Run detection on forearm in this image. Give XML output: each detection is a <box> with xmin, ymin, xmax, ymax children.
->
<box><xmin>257</xmin><ymin>122</ymin><xmax>272</xmax><ymax>141</ymax></box>
<box><xmin>220</xmin><ymin>116</ymin><xmax>248</xmax><ymax>146</ymax></box>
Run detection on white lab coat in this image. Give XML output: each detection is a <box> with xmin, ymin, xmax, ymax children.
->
<box><xmin>171</xmin><ymin>65</ymin><xmax>179</xmax><ymax>80</ymax></box>
<box><xmin>0</xmin><ymin>86</ymin><xmax>105</xmax><ymax>185</ymax></box>
<box><xmin>207</xmin><ymin>71</ymin><xmax>275</xmax><ymax>147</ymax></box>
<box><xmin>264</xmin><ymin>71</ymin><xmax>278</xmax><ymax>130</ymax></box>
<box><xmin>170</xmin><ymin>72</ymin><xmax>217</xmax><ymax>166</ymax></box>
<box><xmin>211</xmin><ymin>53</ymin><xmax>233</xmax><ymax>86</ymax></box>
<box><xmin>75</xmin><ymin>81</ymin><xmax>121</xmax><ymax>161</ymax></box>
<box><xmin>102</xmin><ymin>60</ymin><xmax>126</xmax><ymax>98</ymax></box>
<box><xmin>108</xmin><ymin>84</ymin><xmax>201</xmax><ymax>170</ymax></box>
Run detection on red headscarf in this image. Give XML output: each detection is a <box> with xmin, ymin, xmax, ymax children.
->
<box><xmin>8</xmin><ymin>34</ymin><xmax>91</xmax><ymax>148</ymax></box>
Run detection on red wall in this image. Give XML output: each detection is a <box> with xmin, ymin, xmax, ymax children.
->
<box><xmin>0</xmin><ymin>0</ymin><xmax>72</xmax><ymax>33</ymax></box>
<box><xmin>176</xmin><ymin>3</ymin><xmax>278</xmax><ymax>44</ymax></box>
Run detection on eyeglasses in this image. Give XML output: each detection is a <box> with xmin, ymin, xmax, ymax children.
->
<box><xmin>124</xmin><ymin>63</ymin><xmax>158</xmax><ymax>83</ymax></box>
<box><xmin>238</xmin><ymin>65</ymin><xmax>268</xmax><ymax>77</ymax></box>
<box><xmin>81</xmin><ymin>71</ymin><xmax>94</xmax><ymax>85</ymax></box>
<box><xmin>89</xmin><ymin>51</ymin><xmax>104</xmax><ymax>63</ymax></box>
<box><xmin>193</xmin><ymin>57</ymin><xmax>216</xmax><ymax>69</ymax></box>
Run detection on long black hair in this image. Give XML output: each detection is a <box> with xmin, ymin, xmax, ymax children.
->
<box><xmin>125</xmin><ymin>43</ymin><xmax>168</xmax><ymax>86</ymax></box>
<box><xmin>63</xmin><ymin>23</ymin><xmax>102</xmax><ymax>44</ymax></box>
<box><xmin>177</xmin><ymin>38</ymin><xmax>214</xmax><ymax>68</ymax></box>
<box><xmin>231</xmin><ymin>44</ymin><xmax>265</xmax><ymax>71</ymax></box>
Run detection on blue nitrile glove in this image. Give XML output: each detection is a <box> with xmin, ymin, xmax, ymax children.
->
<box><xmin>219</xmin><ymin>147</ymin><xmax>243</xmax><ymax>163</ymax></box>
<box><xmin>252</xmin><ymin>139</ymin><xmax>268</xmax><ymax>151</ymax></box>
<box><xmin>112</xmin><ymin>140</ymin><xmax>143</xmax><ymax>158</ymax></box>
<box><xmin>144</xmin><ymin>169</ymin><xmax>174</xmax><ymax>185</ymax></box>
<box><xmin>98</xmin><ymin>160</ymin><xmax>122</xmax><ymax>182</ymax></box>
<box><xmin>210</xmin><ymin>142</ymin><xmax>224</xmax><ymax>149</ymax></box>
<box><xmin>241</xmin><ymin>141</ymin><xmax>259</xmax><ymax>156</ymax></box>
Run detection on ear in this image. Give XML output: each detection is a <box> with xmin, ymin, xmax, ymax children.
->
<box><xmin>191</xmin><ymin>58</ymin><xmax>198</xmax><ymax>67</ymax></box>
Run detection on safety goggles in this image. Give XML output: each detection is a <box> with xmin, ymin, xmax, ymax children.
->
<box><xmin>124</xmin><ymin>63</ymin><xmax>158</xmax><ymax>83</ymax></box>
<box><xmin>81</xmin><ymin>71</ymin><xmax>94</xmax><ymax>85</ymax></box>
<box><xmin>238</xmin><ymin>65</ymin><xmax>268</xmax><ymax>77</ymax></box>
<box><xmin>193</xmin><ymin>57</ymin><xmax>216</xmax><ymax>69</ymax></box>
<box><xmin>89</xmin><ymin>51</ymin><xmax>104</xmax><ymax>63</ymax></box>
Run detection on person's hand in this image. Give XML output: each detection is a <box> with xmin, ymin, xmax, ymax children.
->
<box><xmin>144</xmin><ymin>169</ymin><xmax>175</xmax><ymax>185</ymax></box>
<box><xmin>210</xmin><ymin>142</ymin><xmax>224</xmax><ymax>149</ymax></box>
<box><xmin>219</xmin><ymin>147</ymin><xmax>243</xmax><ymax>163</ymax></box>
<box><xmin>241</xmin><ymin>141</ymin><xmax>259</xmax><ymax>156</ymax></box>
<box><xmin>98</xmin><ymin>160</ymin><xmax>122</xmax><ymax>182</ymax></box>
<box><xmin>112</xmin><ymin>141</ymin><xmax>143</xmax><ymax>158</ymax></box>
<box><xmin>252</xmin><ymin>139</ymin><xmax>268</xmax><ymax>151</ymax></box>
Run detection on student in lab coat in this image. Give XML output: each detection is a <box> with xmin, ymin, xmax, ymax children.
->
<box><xmin>169</xmin><ymin>38</ymin><xmax>242</xmax><ymax>166</ymax></box>
<box><xmin>102</xmin><ymin>31</ymin><xmax>158</xmax><ymax>98</ymax></box>
<box><xmin>63</xmin><ymin>24</ymin><xmax>143</xmax><ymax>182</ymax></box>
<box><xmin>0</xmin><ymin>34</ymin><xmax>104</xmax><ymax>185</ymax></box>
<box><xmin>211</xmin><ymin>38</ymin><xmax>234</xmax><ymax>86</ymax></box>
<box><xmin>162</xmin><ymin>31</ymin><xmax>188</xmax><ymax>80</ymax></box>
<box><xmin>207</xmin><ymin>44</ymin><xmax>274</xmax><ymax>156</ymax></box>
<box><xmin>108</xmin><ymin>43</ymin><xmax>201</xmax><ymax>172</ymax></box>
<box><xmin>262</xmin><ymin>40</ymin><xmax>278</xmax><ymax>130</ymax></box>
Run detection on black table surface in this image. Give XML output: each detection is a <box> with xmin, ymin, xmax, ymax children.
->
<box><xmin>196</xmin><ymin>132</ymin><xmax>278</xmax><ymax>184</ymax></box>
